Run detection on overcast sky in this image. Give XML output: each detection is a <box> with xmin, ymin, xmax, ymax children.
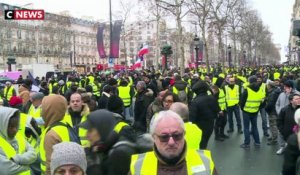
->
<box><xmin>0</xmin><ymin>0</ymin><xmax>295</xmax><ymax>62</ymax></box>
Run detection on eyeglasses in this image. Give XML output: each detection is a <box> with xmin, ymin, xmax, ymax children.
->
<box><xmin>155</xmin><ymin>133</ymin><xmax>184</xmax><ymax>142</ymax></box>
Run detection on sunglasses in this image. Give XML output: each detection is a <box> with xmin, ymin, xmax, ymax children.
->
<box><xmin>156</xmin><ymin>133</ymin><xmax>184</xmax><ymax>142</ymax></box>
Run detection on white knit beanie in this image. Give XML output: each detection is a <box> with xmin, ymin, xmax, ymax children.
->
<box><xmin>50</xmin><ymin>142</ymin><xmax>87</xmax><ymax>175</ymax></box>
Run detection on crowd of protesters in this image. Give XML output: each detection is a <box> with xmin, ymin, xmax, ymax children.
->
<box><xmin>1</xmin><ymin>64</ymin><xmax>300</xmax><ymax>174</ymax></box>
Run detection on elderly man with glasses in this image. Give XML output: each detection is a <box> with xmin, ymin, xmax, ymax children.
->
<box><xmin>129</xmin><ymin>110</ymin><xmax>218</xmax><ymax>175</ymax></box>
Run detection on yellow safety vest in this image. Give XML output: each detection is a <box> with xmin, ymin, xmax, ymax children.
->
<box><xmin>130</xmin><ymin>149</ymin><xmax>214</xmax><ymax>175</ymax></box>
<box><xmin>184</xmin><ymin>122</ymin><xmax>202</xmax><ymax>150</ymax></box>
<box><xmin>243</xmin><ymin>87</ymin><xmax>262</xmax><ymax>113</ymax></box>
<box><xmin>26</xmin><ymin>136</ymin><xmax>39</xmax><ymax>153</ymax></box>
<box><xmin>39</xmin><ymin>122</ymin><xmax>70</xmax><ymax>175</ymax></box>
<box><xmin>225</xmin><ymin>85</ymin><xmax>239</xmax><ymax>107</ymax></box>
<box><xmin>18</xmin><ymin>113</ymin><xmax>28</xmax><ymax>137</ymax></box>
<box><xmin>118</xmin><ymin>86</ymin><xmax>131</xmax><ymax>107</ymax></box>
<box><xmin>0</xmin><ymin>133</ymin><xmax>31</xmax><ymax>175</ymax></box>
<box><xmin>259</xmin><ymin>83</ymin><xmax>266</xmax><ymax>100</ymax></box>
<box><xmin>4</xmin><ymin>86</ymin><xmax>14</xmax><ymax>100</ymax></box>
<box><xmin>274</xmin><ymin>72</ymin><xmax>280</xmax><ymax>80</ymax></box>
<box><xmin>63</xmin><ymin>113</ymin><xmax>89</xmax><ymax>147</ymax></box>
<box><xmin>28</xmin><ymin>105</ymin><xmax>45</xmax><ymax>131</ymax></box>
<box><xmin>218</xmin><ymin>88</ymin><xmax>226</xmax><ymax>111</ymax></box>
<box><xmin>114</xmin><ymin>121</ymin><xmax>129</xmax><ymax>134</ymax></box>
<box><xmin>66</xmin><ymin>81</ymin><xmax>72</xmax><ymax>88</ymax></box>
<box><xmin>49</xmin><ymin>82</ymin><xmax>58</xmax><ymax>94</ymax></box>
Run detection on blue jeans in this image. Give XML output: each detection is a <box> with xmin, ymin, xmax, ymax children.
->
<box><xmin>243</xmin><ymin>111</ymin><xmax>260</xmax><ymax>145</ymax></box>
<box><xmin>227</xmin><ymin>105</ymin><xmax>242</xmax><ymax>130</ymax></box>
<box><xmin>259</xmin><ymin>108</ymin><xmax>268</xmax><ymax>134</ymax></box>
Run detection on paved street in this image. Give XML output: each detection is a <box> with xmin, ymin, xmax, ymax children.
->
<box><xmin>208</xmin><ymin>116</ymin><xmax>283</xmax><ymax>175</ymax></box>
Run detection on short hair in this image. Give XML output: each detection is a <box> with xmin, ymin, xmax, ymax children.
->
<box><xmin>162</xmin><ymin>91</ymin><xmax>179</xmax><ymax>103</ymax></box>
<box><xmin>31</xmin><ymin>92</ymin><xmax>44</xmax><ymax>101</ymax></box>
<box><xmin>169</xmin><ymin>102</ymin><xmax>189</xmax><ymax>122</ymax></box>
<box><xmin>289</xmin><ymin>93</ymin><xmax>300</xmax><ymax>101</ymax></box>
<box><xmin>149</xmin><ymin>110</ymin><xmax>185</xmax><ymax>136</ymax></box>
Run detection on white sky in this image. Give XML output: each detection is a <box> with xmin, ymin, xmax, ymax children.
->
<box><xmin>0</xmin><ymin>0</ymin><xmax>295</xmax><ymax>62</ymax></box>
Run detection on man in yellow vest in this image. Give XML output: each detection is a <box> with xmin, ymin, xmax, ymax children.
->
<box><xmin>240</xmin><ymin>76</ymin><xmax>263</xmax><ymax>149</ymax></box>
<box><xmin>170</xmin><ymin>102</ymin><xmax>202</xmax><ymax>149</ymax></box>
<box><xmin>118</xmin><ymin>79</ymin><xmax>134</xmax><ymax>118</ymax></box>
<box><xmin>39</xmin><ymin>94</ymin><xmax>69</xmax><ymax>175</ymax></box>
<box><xmin>129</xmin><ymin>110</ymin><xmax>217</xmax><ymax>175</ymax></box>
<box><xmin>225</xmin><ymin>77</ymin><xmax>243</xmax><ymax>134</ymax></box>
<box><xmin>257</xmin><ymin>75</ymin><xmax>269</xmax><ymax>137</ymax></box>
<box><xmin>3</xmin><ymin>81</ymin><xmax>16</xmax><ymax>102</ymax></box>
<box><xmin>0</xmin><ymin>106</ymin><xmax>37</xmax><ymax>175</ymax></box>
<box><xmin>64</xmin><ymin>93</ymin><xmax>90</xmax><ymax>147</ymax></box>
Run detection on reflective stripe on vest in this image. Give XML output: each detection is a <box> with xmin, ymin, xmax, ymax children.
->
<box><xmin>130</xmin><ymin>149</ymin><xmax>214</xmax><ymax>175</ymax></box>
<box><xmin>118</xmin><ymin>86</ymin><xmax>131</xmax><ymax>107</ymax></box>
<box><xmin>40</xmin><ymin>123</ymin><xmax>70</xmax><ymax>174</ymax></box>
<box><xmin>114</xmin><ymin>122</ymin><xmax>129</xmax><ymax>134</ymax></box>
<box><xmin>4</xmin><ymin>86</ymin><xmax>14</xmax><ymax>100</ymax></box>
<box><xmin>243</xmin><ymin>87</ymin><xmax>262</xmax><ymax>113</ymax></box>
<box><xmin>225</xmin><ymin>85</ymin><xmax>239</xmax><ymax>107</ymax></box>
<box><xmin>0</xmin><ymin>133</ymin><xmax>31</xmax><ymax>175</ymax></box>
<box><xmin>64</xmin><ymin>113</ymin><xmax>89</xmax><ymax>147</ymax></box>
<box><xmin>218</xmin><ymin>88</ymin><xmax>226</xmax><ymax>111</ymax></box>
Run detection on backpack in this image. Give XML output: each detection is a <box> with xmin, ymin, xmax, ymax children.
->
<box><xmin>46</xmin><ymin>121</ymin><xmax>81</xmax><ymax>145</ymax></box>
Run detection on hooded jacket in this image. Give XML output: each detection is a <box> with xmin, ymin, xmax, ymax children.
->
<box><xmin>0</xmin><ymin>107</ymin><xmax>36</xmax><ymax>175</ymax></box>
<box><xmin>85</xmin><ymin>110</ymin><xmax>136</xmax><ymax>175</ymax></box>
<box><xmin>41</xmin><ymin>95</ymin><xmax>68</xmax><ymax>175</ymax></box>
<box><xmin>276</xmin><ymin>90</ymin><xmax>299</xmax><ymax>115</ymax></box>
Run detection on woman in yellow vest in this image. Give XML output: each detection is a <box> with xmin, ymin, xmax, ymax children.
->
<box><xmin>0</xmin><ymin>106</ymin><xmax>37</xmax><ymax>175</ymax></box>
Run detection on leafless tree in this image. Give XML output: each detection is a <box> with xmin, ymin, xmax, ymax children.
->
<box><xmin>210</xmin><ymin>0</ymin><xmax>238</xmax><ymax>70</ymax></box>
<box><xmin>156</xmin><ymin>0</ymin><xmax>190</xmax><ymax>74</ymax></box>
<box><xmin>188</xmin><ymin>0</ymin><xmax>212</xmax><ymax>72</ymax></box>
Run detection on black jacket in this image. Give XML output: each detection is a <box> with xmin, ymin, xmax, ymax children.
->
<box><xmin>98</xmin><ymin>93</ymin><xmax>110</xmax><ymax>109</ymax></box>
<box><xmin>265</xmin><ymin>87</ymin><xmax>281</xmax><ymax>115</ymax></box>
<box><xmin>282</xmin><ymin>134</ymin><xmax>300</xmax><ymax>175</ymax></box>
<box><xmin>240</xmin><ymin>84</ymin><xmax>261</xmax><ymax>114</ymax></box>
<box><xmin>134</xmin><ymin>89</ymin><xmax>153</xmax><ymax>132</ymax></box>
<box><xmin>189</xmin><ymin>92</ymin><xmax>220</xmax><ymax>124</ymax></box>
<box><xmin>277</xmin><ymin>104</ymin><xmax>298</xmax><ymax>141</ymax></box>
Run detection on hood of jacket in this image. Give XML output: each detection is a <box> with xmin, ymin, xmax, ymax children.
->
<box><xmin>174</xmin><ymin>80</ymin><xmax>188</xmax><ymax>91</ymax></box>
<box><xmin>41</xmin><ymin>95</ymin><xmax>67</xmax><ymax>128</ymax></box>
<box><xmin>0</xmin><ymin>107</ymin><xmax>18</xmax><ymax>139</ymax></box>
<box><xmin>248</xmin><ymin>84</ymin><xmax>260</xmax><ymax>92</ymax></box>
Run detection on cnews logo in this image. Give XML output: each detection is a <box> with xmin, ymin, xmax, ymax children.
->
<box><xmin>4</xmin><ymin>10</ymin><xmax>44</xmax><ymax>20</ymax></box>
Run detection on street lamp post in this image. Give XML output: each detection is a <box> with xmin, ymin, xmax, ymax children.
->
<box><xmin>228</xmin><ymin>44</ymin><xmax>232</xmax><ymax>69</ymax></box>
<box><xmin>193</xmin><ymin>35</ymin><xmax>200</xmax><ymax>73</ymax></box>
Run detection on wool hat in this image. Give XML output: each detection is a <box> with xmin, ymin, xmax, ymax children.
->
<box><xmin>9</xmin><ymin>96</ymin><xmax>23</xmax><ymax>107</ymax></box>
<box><xmin>50</xmin><ymin>142</ymin><xmax>87</xmax><ymax>175</ymax></box>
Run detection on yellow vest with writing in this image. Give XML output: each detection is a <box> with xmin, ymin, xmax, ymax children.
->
<box><xmin>130</xmin><ymin>149</ymin><xmax>214</xmax><ymax>175</ymax></box>
<box><xmin>0</xmin><ymin>133</ymin><xmax>31</xmax><ymax>175</ymax></box>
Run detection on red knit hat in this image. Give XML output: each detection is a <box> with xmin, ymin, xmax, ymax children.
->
<box><xmin>9</xmin><ymin>96</ymin><xmax>23</xmax><ymax>107</ymax></box>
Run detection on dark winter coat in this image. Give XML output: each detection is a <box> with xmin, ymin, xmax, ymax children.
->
<box><xmin>277</xmin><ymin>104</ymin><xmax>298</xmax><ymax>141</ymax></box>
<box><xmin>265</xmin><ymin>87</ymin><xmax>281</xmax><ymax>115</ymax></box>
<box><xmin>134</xmin><ymin>89</ymin><xmax>153</xmax><ymax>132</ymax></box>
<box><xmin>282</xmin><ymin>134</ymin><xmax>300</xmax><ymax>175</ymax></box>
<box><xmin>189</xmin><ymin>92</ymin><xmax>220</xmax><ymax>124</ymax></box>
